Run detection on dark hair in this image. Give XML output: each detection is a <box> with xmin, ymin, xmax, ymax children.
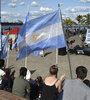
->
<box><xmin>20</xmin><ymin>67</ymin><xmax>27</xmax><ymax>76</ymax></box>
<box><xmin>49</xmin><ymin>65</ymin><xmax>58</xmax><ymax>75</ymax></box>
<box><xmin>83</xmin><ymin>79</ymin><xmax>90</xmax><ymax>88</ymax></box>
<box><xmin>36</xmin><ymin>76</ymin><xmax>43</xmax><ymax>83</ymax></box>
<box><xmin>76</xmin><ymin>66</ymin><xmax>87</xmax><ymax>80</ymax></box>
<box><xmin>0</xmin><ymin>59</ymin><xmax>5</xmax><ymax>68</ymax></box>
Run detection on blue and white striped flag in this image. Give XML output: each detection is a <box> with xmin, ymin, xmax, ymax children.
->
<box><xmin>0</xmin><ymin>32</ymin><xmax>2</xmax><ymax>51</ymax></box>
<box><xmin>16</xmin><ymin>10</ymin><xmax>67</xmax><ymax>60</ymax></box>
<box><xmin>2</xmin><ymin>34</ymin><xmax>9</xmax><ymax>58</ymax></box>
<box><xmin>0</xmin><ymin>20</ymin><xmax>1</xmax><ymax>58</ymax></box>
<box><xmin>12</xmin><ymin>11</ymin><xmax>29</xmax><ymax>50</ymax></box>
<box><xmin>0</xmin><ymin>24</ymin><xmax>1</xmax><ymax>51</ymax></box>
<box><xmin>85</xmin><ymin>29</ymin><xmax>90</xmax><ymax>44</ymax></box>
<box><xmin>25</xmin><ymin>11</ymin><xmax>29</xmax><ymax>23</ymax></box>
<box><xmin>0</xmin><ymin>31</ymin><xmax>2</xmax><ymax>58</ymax></box>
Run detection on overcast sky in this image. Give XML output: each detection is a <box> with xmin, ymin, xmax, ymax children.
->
<box><xmin>1</xmin><ymin>0</ymin><xmax>90</xmax><ymax>22</ymax></box>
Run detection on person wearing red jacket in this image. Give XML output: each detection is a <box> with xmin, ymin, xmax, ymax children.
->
<box><xmin>9</xmin><ymin>38</ymin><xmax>12</xmax><ymax>50</ymax></box>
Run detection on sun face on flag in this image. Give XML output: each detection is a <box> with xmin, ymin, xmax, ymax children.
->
<box><xmin>33</xmin><ymin>34</ymin><xmax>39</xmax><ymax>42</ymax></box>
<box><xmin>32</xmin><ymin>32</ymin><xmax>46</xmax><ymax>43</ymax></box>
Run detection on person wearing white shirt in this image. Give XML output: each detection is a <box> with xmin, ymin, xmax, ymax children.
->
<box><xmin>0</xmin><ymin>59</ymin><xmax>6</xmax><ymax>89</ymax></box>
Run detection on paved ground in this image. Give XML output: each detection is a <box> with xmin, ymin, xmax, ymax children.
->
<box><xmin>6</xmin><ymin>35</ymin><xmax>90</xmax><ymax>80</ymax></box>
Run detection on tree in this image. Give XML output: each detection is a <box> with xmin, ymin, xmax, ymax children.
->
<box><xmin>83</xmin><ymin>13</ymin><xmax>90</xmax><ymax>25</ymax></box>
<box><xmin>75</xmin><ymin>15</ymin><xmax>83</xmax><ymax>24</ymax></box>
<box><xmin>63</xmin><ymin>17</ymin><xmax>77</xmax><ymax>26</ymax></box>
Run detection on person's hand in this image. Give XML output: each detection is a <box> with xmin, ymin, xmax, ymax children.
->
<box><xmin>60</xmin><ymin>74</ymin><xmax>65</xmax><ymax>81</ymax></box>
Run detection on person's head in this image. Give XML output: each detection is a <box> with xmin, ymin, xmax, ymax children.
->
<box><xmin>49</xmin><ymin>65</ymin><xmax>58</xmax><ymax>76</ymax></box>
<box><xmin>83</xmin><ymin>79</ymin><xmax>90</xmax><ymax>88</ymax></box>
<box><xmin>36</xmin><ymin>76</ymin><xmax>43</xmax><ymax>83</ymax></box>
<box><xmin>76</xmin><ymin>66</ymin><xmax>88</xmax><ymax>80</ymax></box>
<box><xmin>19</xmin><ymin>67</ymin><xmax>27</xmax><ymax>77</ymax></box>
<box><xmin>0</xmin><ymin>59</ymin><xmax>5</xmax><ymax>69</ymax></box>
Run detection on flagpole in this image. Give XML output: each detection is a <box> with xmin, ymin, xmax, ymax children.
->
<box><xmin>56</xmin><ymin>10</ymin><xmax>58</xmax><ymax>65</ymax></box>
<box><xmin>6</xmin><ymin>33</ymin><xmax>9</xmax><ymax>68</ymax></box>
<box><xmin>0</xmin><ymin>30</ymin><xmax>3</xmax><ymax>58</ymax></box>
<box><xmin>58</xmin><ymin>4</ymin><xmax>73</xmax><ymax>79</ymax></box>
<box><xmin>0</xmin><ymin>24</ymin><xmax>3</xmax><ymax>59</ymax></box>
<box><xmin>6</xmin><ymin>49</ymin><xmax>9</xmax><ymax>68</ymax></box>
<box><xmin>25</xmin><ymin>56</ymin><xmax>27</xmax><ymax>68</ymax></box>
<box><xmin>25</xmin><ymin>1</ymin><xmax>30</xmax><ymax>68</ymax></box>
<box><xmin>56</xmin><ymin>48</ymin><xmax>58</xmax><ymax>65</ymax></box>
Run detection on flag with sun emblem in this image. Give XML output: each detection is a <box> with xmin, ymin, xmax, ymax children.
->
<box><xmin>16</xmin><ymin>10</ymin><xmax>66</xmax><ymax>60</ymax></box>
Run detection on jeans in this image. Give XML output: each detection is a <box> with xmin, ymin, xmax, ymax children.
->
<box><xmin>0</xmin><ymin>79</ymin><xmax>12</xmax><ymax>90</ymax></box>
<box><xmin>57</xmin><ymin>91</ymin><xmax>63</xmax><ymax>100</ymax></box>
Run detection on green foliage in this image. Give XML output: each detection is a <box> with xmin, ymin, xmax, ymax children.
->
<box><xmin>83</xmin><ymin>13</ymin><xmax>90</xmax><ymax>25</ymax></box>
<box><xmin>75</xmin><ymin>13</ymin><xmax>90</xmax><ymax>25</ymax></box>
<box><xmin>63</xmin><ymin>17</ymin><xmax>77</xmax><ymax>26</ymax></box>
<box><xmin>75</xmin><ymin>15</ymin><xmax>83</xmax><ymax>24</ymax></box>
<box><xmin>63</xmin><ymin>13</ymin><xmax>90</xmax><ymax>26</ymax></box>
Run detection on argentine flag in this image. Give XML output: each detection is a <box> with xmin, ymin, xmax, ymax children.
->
<box><xmin>16</xmin><ymin>10</ymin><xmax>67</xmax><ymax>60</ymax></box>
<box><xmin>0</xmin><ymin>32</ymin><xmax>2</xmax><ymax>59</ymax></box>
<box><xmin>12</xmin><ymin>11</ymin><xmax>29</xmax><ymax>50</ymax></box>
<box><xmin>85</xmin><ymin>29</ymin><xmax>90</xmax><ymax>44</ymax></box>
<box><xmin>0</xmin><ymin>24</ymin><xmax>1</xmax><ymax>51</ymax></box>
<box><xmin>0</xmin><ymin>32</ymin><xmax>2</xmax><ymax>51</ymax></box>
<box><xmin>2</xmin><ymin>34</ymin><xmax>9</xmax><ymax>58</ymax></box>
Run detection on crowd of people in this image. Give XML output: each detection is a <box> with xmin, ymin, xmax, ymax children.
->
<box><xmin>0</xmin><ymin>59</ymin><xmax>90</xmax><ymax>100</ymax></box>
<box><xmin>65</xmin><ymin>27</ymin><xmax>87</xmax><ymax>38</ymax></box>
